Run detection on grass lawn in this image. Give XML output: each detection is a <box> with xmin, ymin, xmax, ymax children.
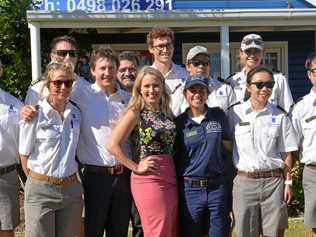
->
<box><xmin>126</xmin><ymin>218</ymin><xmax>310</xmax><ymax>237</ymax></box>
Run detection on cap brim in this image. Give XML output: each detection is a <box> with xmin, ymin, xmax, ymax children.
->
<box><xmin>241</xmin><ymin>43</ymin><xmax>263</xmax><ymax>51</ymax></box>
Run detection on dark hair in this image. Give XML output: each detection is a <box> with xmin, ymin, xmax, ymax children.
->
<box><xmin>146</xmin><ymin>27</ymin><xmax>175</xmax><ymax>47</ymax></box>
<box><xmin>89</xmin><ymin>47</ymin><xmax>119</xmax><ymax>69</ymax></box>
<box><xmin>305</xmin><ymin>52</ymin><xmax>316</xmax><ymax>70</ymax></box>
<box><xmin>244</xmin><ymin>66</ymin><xmax>274</xmax><ymax>100</ymax></box>
<box><xmin>50</xmin><ymin>35</ymin><xmax>78</xmax><ymax>52</ymax></box>
<box><xmin>118</xmin><ymin>51</ymin><xmax>139</xmax><ymax>66</ymax></box>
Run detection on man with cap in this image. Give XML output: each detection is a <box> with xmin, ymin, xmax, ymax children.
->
<box><xmin>0</xmin><ymin>58</ymin><xmax>23</xmax><ymax>237</ymax></box>
<box><xmin>146</xmin><ymin>27</ymin><xmax>188</xmax><ymax>113</ymax></box>
<box><xmin>175</xmin><ymin>74</ymin><xmax>232</xmax><ymax>237</ymax></box>
<box><xmin>226</xmin><ymin>33</ymin><xmax>293</xmax><ymax>112</ymax></box>
<box><xmin>172</xmin><ymin>45</ymin><xmax>236</xmax><ymax>116</ymax></box>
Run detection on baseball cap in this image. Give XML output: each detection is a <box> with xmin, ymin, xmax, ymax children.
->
<box><xmin>184</xmin><ymin>74</ymin><xmax>209</xmax><ymax>92</ymax></box>
<box><xmin>240</xmin><ymin>34</ymin><xmax>264</xmax><ymax>51</ymax></box>
<box><xmin>186</xmin><ymin>46</ymin><xmax>210</xmax><ymax>63</ymax></box>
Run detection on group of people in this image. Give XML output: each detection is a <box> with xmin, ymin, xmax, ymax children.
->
<box><xmin>0</xmin><ymin>26</ymin><xmax>316</xmax><ymax>237</ymax></box>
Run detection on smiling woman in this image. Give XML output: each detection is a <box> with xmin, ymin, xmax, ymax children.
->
<box><xmin>107</xmin><ymin>66</ymin><xmax>178</xmax><ymax>237</ymax></box>
<box><xmin>19</xmin><ymin>62</ymin><xmax>83</xmax><ymax>237</ymax></box>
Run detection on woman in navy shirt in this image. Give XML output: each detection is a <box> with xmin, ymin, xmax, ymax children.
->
<box><xmin>175</xmin><ymin>74</ymin><xmax>232</xmax><ymax>237</ymax></box>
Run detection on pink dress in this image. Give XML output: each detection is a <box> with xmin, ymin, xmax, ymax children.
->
<box><xmin>130</xmin><ymin>109</ymin><xmax>178</xmax><ymax>237</ymax></box>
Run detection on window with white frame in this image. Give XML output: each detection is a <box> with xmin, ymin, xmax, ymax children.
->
<box><xmin>182</xmin><ymin>42</ymin><xmax>288</xmax><ymax>79</ymax></box>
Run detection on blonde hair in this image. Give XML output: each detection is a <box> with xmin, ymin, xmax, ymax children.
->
<box><xmin>127</xmin><ymin>66</ymin><xmax>174</xmax><ymax>119</ymax></box>
<box><xmin>40</xmin><ymin>62</ymin><xmax>76</xmax><ymax>99</ymax></box>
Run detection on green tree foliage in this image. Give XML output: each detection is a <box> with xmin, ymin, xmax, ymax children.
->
<box><xmin>288</xmin><ymin>159</ymin><xmax>304</xmax><ymax>216</ymax></box>
<box><xmin>0</xmin><ymin>0</ymin><xmax>33</xmax><ymax>99</ymax></box>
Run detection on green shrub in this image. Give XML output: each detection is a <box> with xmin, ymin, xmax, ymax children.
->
<box><xmin>288</xmin><ymin>159</ymin><xmax>304</xmax><ymax>216</ymax></box>
<box><xmin>0</xmin><ymin>0</ymin><xmax>33</xmax><ymax>99</ymax></box>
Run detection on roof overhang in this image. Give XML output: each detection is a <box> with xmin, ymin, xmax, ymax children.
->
<box><xmin>27</xmin><ymin>8</ymin><xmax>316</xmax><ymax>30</ymax></box>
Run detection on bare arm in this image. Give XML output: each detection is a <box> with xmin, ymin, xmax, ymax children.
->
<box><xmin>20</xmin><ymin>155</ymin><xmax>29</xmax><ymax>176</ymax></box>
<box><xmin>107</xmin><ymin>108</ymin><xmax>158</xmax><ymax>174</ymax></box>
<box><xmin>282</xmin><ymin>151</ymin><xmax>293</xmax><ymax>204</ymax></box>
<box><xmin>222</xmin><ymin>139</ymin><xmax>232</xmax><ymax>153</ymax></box>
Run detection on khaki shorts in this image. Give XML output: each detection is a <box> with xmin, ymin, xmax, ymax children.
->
<box><xmin>0</xmin><ymin>170</ymin><xmax>20</xmax><ymax>230</ymax></box>
<box><xmin>303</xmin><ymin>166</ymin><xmax>316</xmax><ymax>228</ymax></box>
<box><xmin>233</xmin><ymin>175</ymin><xmax>288</xmax><ymax>237</ymax></box>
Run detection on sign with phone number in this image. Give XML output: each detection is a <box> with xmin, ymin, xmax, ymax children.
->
<box><xmin>35</xmin><ymin>0</ymin><xmax>173</xmax><ymax>11</ymax></box>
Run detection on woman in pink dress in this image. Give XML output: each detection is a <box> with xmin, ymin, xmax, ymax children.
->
<box><xmin>107</xmin><ymin>66</ymin><xmax>178</xmax><ymax>237</ymax></box>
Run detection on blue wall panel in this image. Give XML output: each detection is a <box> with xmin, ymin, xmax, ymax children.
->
<box><xmin>174</xmin><ymin>0</ymin><xmax>314</xmax><ymax>9</ymax></box>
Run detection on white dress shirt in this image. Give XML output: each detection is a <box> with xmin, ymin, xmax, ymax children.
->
<box><xmin>71</xmin><ymin>83</ymin><xmax>131</xmax><ymax>166</ymax></box>
<box><xmin>227</xmin><ymin>68</ymin><xmax>294</xmax><ymax>112</ymax></box>
<box><xmin>152</xmin><ymin>62</ymin><xmax>188</xmax><ymax>94</ymax></box>
<box><xmin>0</xmin><ymin>89</ymin><xmax>23</xmax><ymax>167</ymax></box>
<box><xmin>19</xmin><ymin>99</ymin><xmax>81</xmax><ymax>177</ymax></box>
<box><xmin>228</xmin><ymin>100</ymin><xmax>298</xmax><ymax>172</ymax></box>
<box><xmin>172</xmin><ymin>77</ymin><xmax>237</xmax><ymax>116</ymax></box>
<box><xmin>291</xmin><ymin>89</ymin><xmax>316</xmax><ymax>164</ymax></box>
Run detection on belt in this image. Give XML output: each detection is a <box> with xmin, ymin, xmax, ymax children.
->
<box><xmin>183</xmin><ymin>176</ymin><xmax>218</xmax><ymax>188</ymax></box>
<box><xmin>237</xmin><ymin>169</ymin><xmax>283</xmax><ymax>178</ymax></box>
<box><xmin>28</xmin><ymin>170</ymin><xmax>77</xmax><ymax>185</ymax></box>
<box><xmin>84</xmin><ymin>164</ymin><xmax>126</xmax><ymax>175</ymax></box>
<box><xmin>306</xmin><ymin>164</ymin><xmax>316</xmax><ymax>170</ymax></box>
<box><xmin>0</xmin><ymin>164</ymin><xmax>18</xmax><ymax>177</ymax></box>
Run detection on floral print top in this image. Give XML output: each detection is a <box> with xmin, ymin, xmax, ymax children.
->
<box><xmin>133</xmin><ymin>108</ymin><xmax>176</xmax><ymax>159</ymax></box>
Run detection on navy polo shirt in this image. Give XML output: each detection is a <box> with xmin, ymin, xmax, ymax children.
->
<box><xmin>175</xmin><ymin>106</ymin><xmax>231</xmax><ymax>178</ymax></box>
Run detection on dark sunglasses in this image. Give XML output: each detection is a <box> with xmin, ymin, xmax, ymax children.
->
<box><xmin>190</xmin><ymin>60</ymin><xmax>210</xmax><ymax>67</ymax></box>
<box><xmin>250</xmin><ymin>81</ymin><xmax>275</xmax><ymax>89</ymax></box>
<box><xmin>50</xmin><ymin>80</ymin><xmax>74</xmax><ymax>88</ymax></box>
<box><xmin>308</xmin><ymin>68</ymin><xmax>316</xmax><ymax>74</ymax></box>
<box><xmin>53</xmin><ymin>50</ymin><xmax>78</xmax><ymax>58</ymax></box>
<box><xmin>242</xmin><ymin>38</ymin><xmax>263</xmax><ymax>46</ymax></box>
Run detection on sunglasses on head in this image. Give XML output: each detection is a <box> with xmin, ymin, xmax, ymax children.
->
<box><xmin>53</xmin><ymin>50</ymin><xmax>78</xmax><ymax>58</ymax></box>
<box><xmin>242</xmin><ymin>38</ymin><xmax>263</xmax><ymax>46</ymax></box>
<box><xmin>50</xmin><ymin>80</ymin><xmax>74</xmax><ymax>88</ymax></box>
<box><xmin>190</xmin><ymin>60</ymin><xmax>210</xmax><ymax>67</ymax></box>
<box><xmin>250</xmin><ymin>81</ymin><xmax>275</xmax><ymax>89</ymax></box>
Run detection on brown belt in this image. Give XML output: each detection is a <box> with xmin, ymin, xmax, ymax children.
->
<box><xmin>0</xmin><ymin>164</ymin><xmax>18</xmax><ymax>176</ymax></box>
<box><xmin>306</xmin><ymin>164</ymin><xmax>316</xmax><ymax>170</ymax></box>
<box><xmin>237</xmin><ymin>169</ymin><xmax>283</xmax><ymax>178</ymax></box>
<box><xmin>28</xmin><ymin>170</ymin><xmax>77</xmax><ymax>185</ymax></box>
<box><xmin>84</xmin><ymin>164</ymin><xmax>126</xmax><ymax>175</ymax></box>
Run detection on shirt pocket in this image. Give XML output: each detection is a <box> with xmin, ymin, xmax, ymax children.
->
<box><xmin>234</xmin><ymin>125</ymin><xmax>251</xmax><ymax>149</ymax></box>
<box><xmin>302</xmin><ymin>121</ymin><xmax>316</xmax><ymax>147</ymax></box>
<box><xmin>261</xmin><ymin>126</ymin><xmax>279</xmax><ymax>152</ymax></box>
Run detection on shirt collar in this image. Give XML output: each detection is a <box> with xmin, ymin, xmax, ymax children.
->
<box><xmin>91</xmin><ymin>82</ymin><xmax>119</xmax><ymax>96</ymax></box>
<box><xmin>244</xmin><ymin>99</ymin><xmax>273</xmax><ymax>115</ymax></box>
<box><xmin>152</xmin><ymin>62</ymin><xmax>175</xmax><ymax>77</ymax></box>
<box><xmin>184</xmin><ymin>106</ymin><xmax>209</xmax><ymax>126</ymax></box>
<box><xmin>308</xmin><ymin>89</ymin><xmax>316</xmax><ymax>105</ymax></box>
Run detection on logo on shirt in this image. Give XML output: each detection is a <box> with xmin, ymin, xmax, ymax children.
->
<box><xmin>206</xmin><ymin>121</ymin><xmax>222</xmax><ymax>133</ymax></box>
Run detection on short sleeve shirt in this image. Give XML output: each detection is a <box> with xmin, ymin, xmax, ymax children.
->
<box><xmin>291</xmin><ymin>89</ymin><xmax>316</xmax><ymax>164</ymax></box>
<box><xmin>19</xmin><ymin>99</ymin><xmax>81</xmax><ymax>177</ymax></box>
<box><xmin>175</xmin><ymin>106</ymin><xmax>231</xmax><ymax>178</ymax></box>
<box><xmin>0</xmin><ymin>89</ymin><xmax>23</xmax><ymax>167</ymax></box>
<box><xmin>227</xmin><ymin>100</ymin><xmax>298</xmax><ymax>172</ymax></box>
